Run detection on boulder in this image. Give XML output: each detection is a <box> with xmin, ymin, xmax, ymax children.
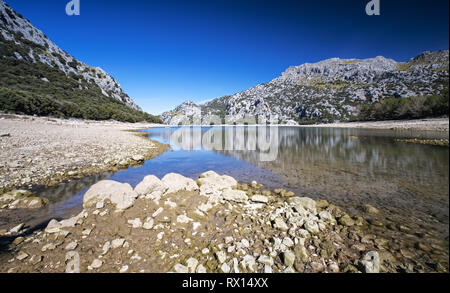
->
<box><xmin>83</xmin><ymin>180</ymin><xmax>137</xmax><ymax>210</ymax></box>
<box><xmin>287</xmin><ymin>197</ymin><xmax>317</xmax><ymax>215</ymax></box>
<box><xmin>134</xmin><ymin>175</ymin><xmax>168</xmax><ymax>197</ymax></box>
<box><xmin>360</xmin><ymin>251</ymin><xmax>380</xmax><ymax>273</ymax></box>
<box><xmin>161</xmin><ymin>173</ymin><xmax>199</xmax><ymax>194</ymax></box>
<box><xmin>197</xmin><ymin>171</ymin><xmax>238</xmax><ymax>190</ymax></box>
<box><xmin>222</xmin><ymin>189</ymin><xmax>248</xmax><ymax>203</ymax></box>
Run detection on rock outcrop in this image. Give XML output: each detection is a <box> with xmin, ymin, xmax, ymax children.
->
<box><xmin>161</xmin><ymin>51</ymin><xmax>449</xmax><ymax>125</ymax></box>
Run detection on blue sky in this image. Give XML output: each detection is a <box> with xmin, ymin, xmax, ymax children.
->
<box><xmin>5</xmin><ymin>0</ymin><xmax>449</xmax><ymax>114</ymax></box>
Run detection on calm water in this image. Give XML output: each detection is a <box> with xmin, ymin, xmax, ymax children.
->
<box><xmin>2</xmin><ymin>126</ymin><xmax>448</xmax><ymax>246</ymax></box>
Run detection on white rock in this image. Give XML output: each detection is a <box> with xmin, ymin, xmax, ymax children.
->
<box><xmin>257</xmin><ymin>255</ymin><xmax>274</xmax><ymax>266</ymax></box>
<box><xmin>128</xmin><ymin>218</ymin><xmax>142</xmax><ymax>228</ymax></box>
<box><xmin>83</xmin><ymin>180</ymin><xmax>137</xmax><ymax>210</ymax></box>
<box><xmin>220</xmin><ymin>263</ymin><xmax>231</xmax><ymax>273</ymax></box>
<box><xmin>216</xmin><ymin>251</ymin><xmax>227</xmax><ymax>263</ymax></box>
<box><xmin>134</xmin><ymin>175</ymin><xmax>168</xmax><ymax>197</ymax></box>
<box><xmin>360</xmin><ymin>251</ymin><xmax>380</xmax><ymax>273</ymax></box>
<box><xmin>304</xmin><ymin>220</ymin><xmax>320</xmax><ymax>234</ymax></box>
<box><xmin>173</xmin><ymin>263</ymin><xmax>189</xmax><ymax>273</ymax></box>
<box><xmin>186</xmin><ymin>257</ymin><xmax>199</xmax><ymax>273</ymax></box>
<box><xmin>161</xmin><ymin>173</ymin><xmax>199</xmax><ymax>194</ymax></box>
<box><xmin>89</xmin><ymin>259</ymin><xmax>103</xmax><ymax>269</ymax></box>
<box><xmin>65</xmin><ymin>241</ymin><xmax>78</xmax><ymax>250</ymax></box>
<box><xmin>143</xmin><ymin>218</ymin><xmax>154</xmax><ymax>230</ymax></box>
<box><xmin>196</xmin><ymin>264</ymin><xmax>207</xmax><ymax>273</ymax></box>
<box><xmin>251</xmin><ymin>195</ymin><xmax>268</xmax><ymax>203</ymax></box>
<box><xmin>111</xmin><ymin>238</ymin><xmax>125</xmax><ymax>249</ymax></box>
<box><xmin>119</xmin><ymin>265</ymin><xmax>129</xmax><ymax>273</ymax></box>
<box><xmin>222</xmin><ymin>189</ymin><xmax>248</xmax><ymax>203</ymax></box>
<box><xmin>177</xmin><ymin>214</ymin><xmax>193</xmax><ymax>224</ymax></box>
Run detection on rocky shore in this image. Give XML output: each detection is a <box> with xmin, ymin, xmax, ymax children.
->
<box><xmin>1</xmin><ymin>171</ymin><xmax>446</xmax><ymax>273</ymax></box>
<box><xmin>0</xmin><ymin>113</ymin><xmax>167</xmax><ymax>195</ymax></box>
<box><xmin>306</xmin><ymin>118</ymin><xmax>449</xmax><ymax>132</ymax></box>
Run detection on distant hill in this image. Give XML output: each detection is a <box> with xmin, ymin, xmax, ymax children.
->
<box><xmin>0</xmin><ymin>0</ymin><xmax>160</xmax><ymax>123</ymax></box>
<box><xmin>162</xmin><ymin>51</ymin><xmax>449</xmax><ymax>125</ymax></box>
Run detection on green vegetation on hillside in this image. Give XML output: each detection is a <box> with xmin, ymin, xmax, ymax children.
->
<box><xmin>0</xmin><ymin>32</ymin><xmax>160</xmax><ymax>123</ymax></box>
<box><xmin>0</xmin><ymin>58</ymin><xmax>161</xmax><ymax>123</ymax></box>
<box><xmin>356</xmin><ymin>88</ymin><xmax>449</xmax><ymax>121</ymax></box>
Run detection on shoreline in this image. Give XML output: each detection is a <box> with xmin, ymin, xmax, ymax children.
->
<box><xmin>1</xmin><ymin>171</ymin><xmax>447</xmax><ymax>273</ymax></box>
<box><xmin>0</xmin><ymin>113</ymin><xmax>168</xmax><ymax>194</ymax></box>
<box><xmin>157</xmin><ymin>118</ymin><xmax>449</xmax><ymax>132</ymax></box>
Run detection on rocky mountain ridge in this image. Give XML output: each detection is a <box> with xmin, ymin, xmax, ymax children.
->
<box><xmin>162</xmin><ymin>50</ymin><xmax>449</xmax><ymax>125</ymax></box>
<box><xmin>0</xmin><ymin>0</ymin><xmax>141</xmax><ymax>112</ymax></box>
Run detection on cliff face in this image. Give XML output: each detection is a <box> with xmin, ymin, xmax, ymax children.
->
<box><xmin>162</xmin><ymin>51</ymin><xmax>449</xmax><ymax>125</ymax></box>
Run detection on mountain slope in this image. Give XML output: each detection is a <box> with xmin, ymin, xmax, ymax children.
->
<box><xmin>162</xmin><ymin>51</ymin><xmax>449</xmax><ymax>125</ymax></box>
<box><xmin>0</xmin><ymin>0</ymin><xmax>159</xmax><ymax>122</ymax></box>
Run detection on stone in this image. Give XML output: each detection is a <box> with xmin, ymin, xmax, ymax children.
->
<box><xmin>83</xmin><ymin>180</ymin><xmax>137</xmax><ymax>210</ymax></box>
<box><xmin>16</xmin><ymin>252</ymin><xmax>29</xmax><ymax>261</ymax></box>
<box><xmin>132</xmin><ymin>155</ymin><xmax>145</xmax><ymax>162</ymax></box>
<box><xmin>264</xmin><ymin>265</ymin><xmax>273</xmax><ymax>273</ymax></box>
<box><xmin>152</xmin><ymin>207</ymin><xmax>164</xmax><ymax>217</ymax></box>
<box><xmin>216</xmin><ymin>251</ymin><xmax>227</xmax><ymax>263</ymax></box>
<box><xmin>89</xmin><ymin>259</ymin><xmax>103</xmax><ymax>269</ymax></box>
<box><xmin>282</xmin><ymin>250</ymin><xmax>295</xmax><ymax>267</ymax></box>
<box><xmin>282</xmin><ymin>237</ymin><xmax>294</xmax><ymax>247</ymax></box>
<box><xmin>360</xmin><ymin>251</ymin><xmax>380</xmax><ymax>273</ymax></box>
<box><xmin>174</xmin><ymin>264</ymin><xmax>189</xmax><ymax>273</ymax></box>
<box><xmin>177</xmin><ymin>214</ymin><xmax>193</xmax><ymax>224</ymax></box>
<box><xmin>339</xmin><ymin>214</ymin><xmax>355</xmax><ymax>227</ymax></box>
<box><xmin>102</xmin><ymin>241</ymin><xmax>111</xmax><ymax>255</ymax></box>
<box><xmin>197</xmin><ymin>171</ymin><xmax>238</xmax><ymax>191</ymax></box>
<box><xmin>128</xmin><ymin>218</ymin><xmax>143</xmax><ymax>228</ymax></box>
<box><xmin>251</xmin><ymin>195</ymin><xmax>268</xmax><ymax>203</ymax></box>
<box><xmin>311</xmin><ymin>262</ymin><xmax>325</xmax><ymax>272</ymax></box>
<box><xmin>41</xmin><ymin>243</ymin><xmax>56</xmax><ymax>252</ymax></box>
<box><xmin>111</xmin><ymin>238</ymin><xmax>125</xmax><ymax>249</ymax></box>
<box><xmin>328</xmin><ymin>262</ymin><xmax>340</xmax><ymax>273</ymax></box>
<box><xmin>9</xmin><ymin>223</ymin><xmax>24</xmax><ymax>234</ymax></box>
<box><xmin>119</xmin><ymin>265</ymin><xmax>129</xmax><ymax>273</ymax></box>
<box><xmin>304</xmin><ymin>220</ymin><xmax>320</xmax><ymax>234</ymax></box>
<box><xmin>65</xmin><ymin>241</ymin><xmax>78</xmax><ymax>250</ymax></box>
<box><xmin>220</xmin><ymin>263</ymin><xmax>231</xmax><ymax>273</ymax></box>
<box><xmin>273</xmin><ymin>217</ymin><xmax>289</xmax><ymax>231</ymax></box>
<box><xmin>186</xmin><ymin>257</ymin><xmax>199</xmax><ymax>273</ymax></box>
<box><xmin>294</xmin><ymin>244</ymin><xmax>309</xmax><ymax>262</ymax></box>
<box><xmin>363</xmin><ymin>204</ymin><xmax>380</xmax><ymax>215</ymax></box>
<box><xmin>134</xmin><ymin>175</ymin><xmax>168</xmax><ymax>197</ymax></box>
<box><xmin>161</xmin><ymin>173</ymin><xmax>199</xmax><ymax>194</ymax></box>
<box><xmin>196</xmin><ymin>264</ymin><xmax>207</xmax><ymax>273</ymax></box>
<box><xmin>287</xmin><ymin>197</ymin><xmax>317</xmax><ymax>214</ymax></box>
<box><xmin>222</xmin><ymin>189</ymin><xmax>248</xmax><ymax>203</ymax></box>
<box><xmin>12</xmin><ymin>237</ymin><xmax>24</xmax><ymax>246</ymax></box>
<box><xmin>318</xmin><ymin>210</ymin><xmax>335</xmax><ymax>223</ymax></box>
<box><xmin>257</xmin><ymin>255</ymin><xmax>274</xmax><ymax>266</ymax></box>
<box><xmin>242</xmin><ymin>255</ymin><xmax>257</xmax><ymax>272</ymax></box>
<box><xmin>143</xmin><ymin>218</ymin><xmax>154</xmax><ymax>230</ymax></box>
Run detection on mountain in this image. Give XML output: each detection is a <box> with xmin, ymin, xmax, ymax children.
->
<box><xmin>161</xmin><ymin>50</ymin><xmax>449</xmax><ymax>125</ymax></box>
<box><xmin>0</xmin><ymin>0</ymin><xmax>159</xmax><ymax>123</ymax></box>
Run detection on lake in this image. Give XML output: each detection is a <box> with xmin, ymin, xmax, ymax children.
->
<box><xmin>2</xmin><ymin>126</ymin><xmax>448</xmax><ymax>259</ymax></box>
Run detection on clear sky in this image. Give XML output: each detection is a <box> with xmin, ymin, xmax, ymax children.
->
<box><xmin>5</xmin><ymin>0</ymin><xmax>449</xmax><ymax>114</ymax></box>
